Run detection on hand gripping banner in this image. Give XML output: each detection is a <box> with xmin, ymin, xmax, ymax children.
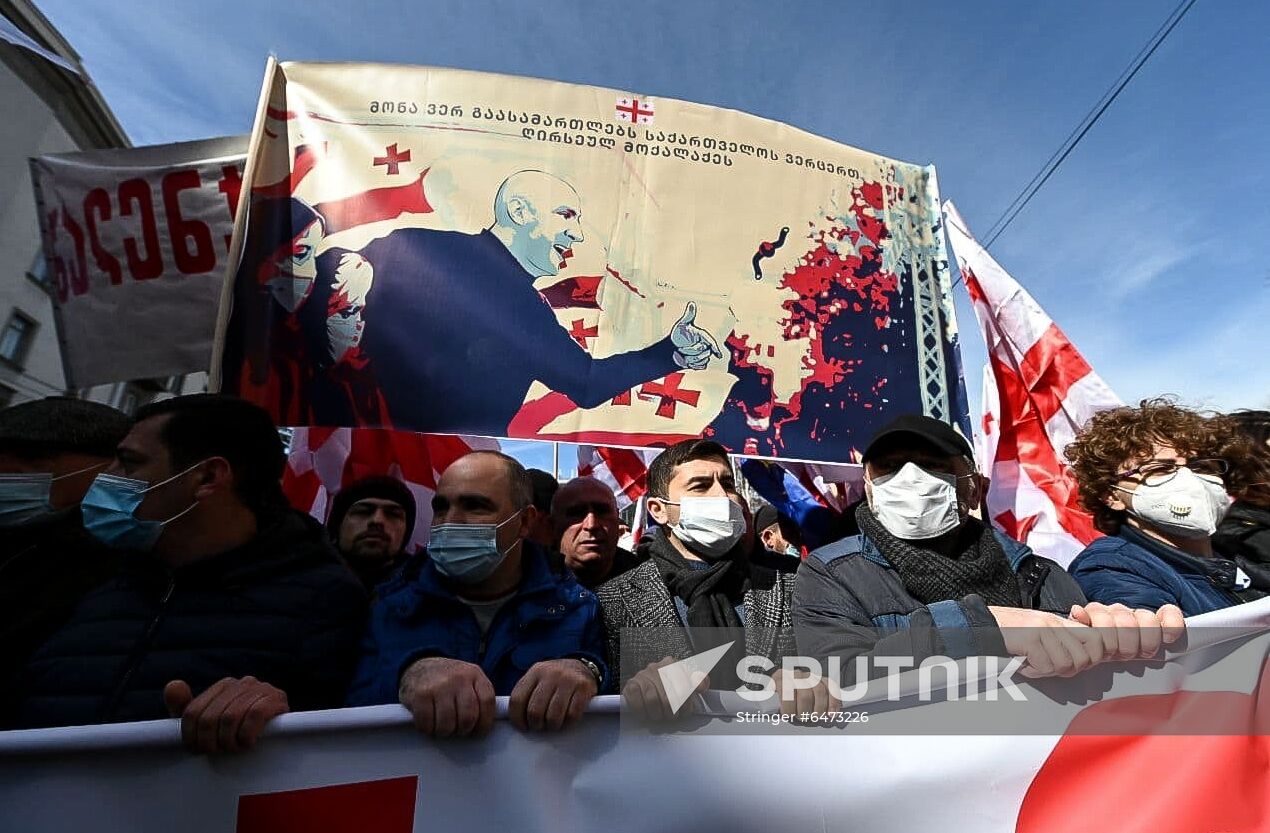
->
<box><xmin>212</xmin><ymin>60</ymin><xmax>967</xmax><ymax>463</ymax></box>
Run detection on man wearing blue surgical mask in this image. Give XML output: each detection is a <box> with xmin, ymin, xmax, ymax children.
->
<box><xmin>0</xmin><ymin>397</ymin><xmax>130</xmax><ymax>693</ymax></box>
<box><xmin>794</xmin><ymin>415</ymin><xmax>1187</xmax><ymax>696</ymax></box>
<box><xmin>596</xmin><ymin>439</ymin><xmax>796</xmax><ymax>719</ymax></box>
<box><xmin>6</xmin><ymin>395</ymin><xmax>366</xmax><ymax>754</ymax></box>
<box><xmin>345</xmin><ymin>450</ymin><xmax>608</xmax><ymax>738</ymax></box>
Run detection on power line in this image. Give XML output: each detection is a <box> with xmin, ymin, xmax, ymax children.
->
<box><xmin>969</xmin><ymin>0</ymin><xmax>1201</xmax><ymax>257</ymax></box>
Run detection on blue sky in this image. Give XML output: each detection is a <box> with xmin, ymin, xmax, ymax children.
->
<box><xmin>36</xmin><ymin>0</ymin><xmax>1270</xmax><ymax>472</ymax></box>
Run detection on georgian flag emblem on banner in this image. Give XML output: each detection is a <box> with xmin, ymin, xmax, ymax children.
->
<box><xmin>615</xmin><ymin>97</ymin><xmax>655</xmax><ymax>124</ymax></box>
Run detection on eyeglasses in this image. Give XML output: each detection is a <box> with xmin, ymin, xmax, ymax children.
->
<box><xmin>1116</xmin><ymin>458</ymin><xmax>1229</xmax><ymax>486</ymax></box>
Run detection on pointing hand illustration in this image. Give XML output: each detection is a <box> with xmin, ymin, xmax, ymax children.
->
<box><xmin>669</xmin><ymin>302</ymin><xmax>723</xmax><ymax>370</ymax></box>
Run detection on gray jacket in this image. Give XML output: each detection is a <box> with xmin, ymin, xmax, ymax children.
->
<box><xmin>594</xmin><ymin>538</ymin><xmax>796</xmax><ymax>693</ymax></box>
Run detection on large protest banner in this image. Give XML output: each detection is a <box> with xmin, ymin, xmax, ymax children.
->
<box><xmin>212</xmin><ymin>61</ymin><xmax>966</xmax><ymax>463</ymax></box>
<box><xmin>30</xmin><ymin>136</ymin><xmax>248</xmax><ymax>387</ymax></box>
<box><xmin>2</xmin><ymin>601</ymin><xmax>1267</xmax><ymax>833</ymax></box>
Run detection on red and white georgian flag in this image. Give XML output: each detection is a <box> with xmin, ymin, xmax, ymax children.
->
<box><xmin>576</xmin><ymin>445</ymin><xmax>659</xmax><ymax>511</ymax></box>
<box><xmin>944</xmin><ymin>201</ymin><xmax>1122</xmax><ymax>566</ymax></box>
<box><xmin>282</xmin><ymin>427</ymin><xmax>499</xmax><ymax>551</ymax></box>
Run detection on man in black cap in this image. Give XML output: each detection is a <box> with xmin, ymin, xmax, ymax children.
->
<box><xmin>794</xmin><ymin>414</ymin><xmax>1185</xmax><ymax>689</ymax></box>
<box><xmin>0</xmin><ymin>397</ymin><xmax>131</xmax><ymax>689</ymax></box>
<box><xmin>328</xmin><ymin>475</ymin><xmax>416</xmax><ymax>591</ymax></box>
<box><xmin>753</xmin><ymin>503</ymin><xmax>803</xmax><ymax>559</ymax></box>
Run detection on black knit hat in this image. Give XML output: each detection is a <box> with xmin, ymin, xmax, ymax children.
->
<box><xmin>0</xmin><ymin>396</ymin><xmax>130</xmax><ymax>458</ymax></box>
<box><xmin>326</xmin><ymin>475</ymin><xmax>416</xmax><ymax>542</ymax></box>
<box><xmin>753</xmin><ymin>503</ymin><xmax>782</xmax><ymax>535</ymax></box>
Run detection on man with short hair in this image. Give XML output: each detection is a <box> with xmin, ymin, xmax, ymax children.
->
<box><xmin>525</xmin><ymin>468</ymin><xmax>560</xmax><ymax>549</ymax></box>
<box><xmin>552</xmin><ymin>476</ymin><xmax>644</xmax><ymax>588</ymax></box>
<box><xmin>8</xmin><ymin>395</ymin><xmax>367</xmax><ymax>756</ymax></box>
<box><xmin>795</xmin><ymin>415</ymin><xmax>1185</xmax><ymax>694</ymax></box>
<box><xmin>0</xmin><ymin>397</ymin><xmax>131</xmax><ymax>688</ymax></box>
<box><xmin>596</xmin><ymin>439</ymin><xmax>796</xmax><ymax>715</ymax></box>
<box><xmin>346</xmin><ymin>450</ymin><xmax>607</xmax><ymax>737</ymax></box>
<box><xmin>328</xmin><ymin>475</ymin><xmax>416</xmax><ymax>591</ymax></box>
<box><xmin>753</xmin><ymin>503</ymin><xmax>803</xmax><ymax>558</ymax></box>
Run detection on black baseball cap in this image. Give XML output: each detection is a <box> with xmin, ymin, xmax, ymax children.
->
<box><xmin>862</xmin><ymin>415</ymin><xmax>973</xmax><ymax>463</ymax></box>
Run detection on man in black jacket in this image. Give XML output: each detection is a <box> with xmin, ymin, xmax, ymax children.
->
<box><xmin>794</xmin><ymin>415</ymin><xmax>1185</xmax><ymax>695</ymax></box>
<box><xmin>7</xmin><ymin>395</ymin><xmax>366</xmax><ymax>755</ymax></box>
<box><xmin>0</xmin><ymin>398</ymin><xmax>131</xmax><ymax>691</ymax></box>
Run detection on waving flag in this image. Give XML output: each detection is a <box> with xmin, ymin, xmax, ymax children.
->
<box><xmin>944</xmin><ymin>201</ymin><xmax>1121</xmax><ymax>566</ymax></box>
<box><xmin>283</xmin><ymin>427</ymin><xmax>499</xmax><ymax>551</ymax></box>
<box><xmin>575</xmin><ymin>445</ymin><xmax>658</xmax><ymax>511</ymax></box>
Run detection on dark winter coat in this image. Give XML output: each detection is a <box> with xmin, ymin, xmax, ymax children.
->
<box><xmin>8</xmin><ymin>510</ymin><xmax>367</xmax><ymax>729</ymax></box>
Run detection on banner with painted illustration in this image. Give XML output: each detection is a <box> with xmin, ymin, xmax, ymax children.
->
<box><xmin>212</xmin><ymin>61</ymin><xmax>967</xmax><ymax>463</ymax></box>
<box><xmin>30</xmin><ymin>136</ymin><xmax>248</xmax><ymax>388</ymax></box>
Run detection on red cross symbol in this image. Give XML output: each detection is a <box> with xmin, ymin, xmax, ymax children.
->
<box><xmin>373</xmin><ymin>143</ymin><xmax>411</xmax><ymax>175</ymax></box>
<box><xmin>638</xmin><ymin>372</ymin><xmax>701</xmax><ymax>419</ymax></box>
<box><xmin>567</xmin><ymin>318</ymin><xmax>599</xmax><ymax>348</ymax></box>
<box><xmin>616</xmin><ymin>99</ymin><xmax>654</xmax><ymax>122</ymax></box>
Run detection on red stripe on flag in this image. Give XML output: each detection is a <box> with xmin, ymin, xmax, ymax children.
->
<box><xmin>315</xmin><ymin>170</ymin><xmax>433</xmax><ymax>233</ymax></box>
<box><xmin>236</xmin><ymin>776</ymin><xmax>417</xmax><ymax>833</ymax></box>
<box><xmin>1016</xmin><ymin>323</ymin><xmax>1095</xmax><ymax>430</ymax></box>
<box><xmin>990</xmin><ymin>353</ymin><xmax>1100</xmax><ymax>544</ymax></box>
<box><xmin>597</xmin><ymin>447</ymin><xmax>650</xmax><ymax>501</ymax></box>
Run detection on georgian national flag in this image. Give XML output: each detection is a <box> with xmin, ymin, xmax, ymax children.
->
<box><xmin>615</xmin><ymin>96</ymin><xmax>655</xmax><ymax>124</ymax></box>
<box><xmin>944</xmin><ymin>201</ymin><xmax>1121</xmax><ymax>566</ymax></box>
<box><xmin>282</xmin><ymin>427</ymin><xmax>499</xmax><ymax>551</ymax></box>
<box><xmin>576</xmin><ymin>445</ymin><xmax>658</xmax><ymax>511</ymax></box>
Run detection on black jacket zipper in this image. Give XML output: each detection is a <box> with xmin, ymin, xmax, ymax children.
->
<box><xmin>99</xmin><ymin>577</ymin><xmax>176</xmax><ymax>722</ymax></box>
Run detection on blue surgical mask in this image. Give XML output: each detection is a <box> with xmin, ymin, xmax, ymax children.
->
<box><xmin>428</xmin><ymin>509</ymin><xmax>524</xmax><ymax>584</ymax></box>
<box><xmin>0</xmin><ymin>463</ymin><xmax>106</xmax><ymax>526</ymax></box>
<box><xmin>81</xmin><ymin>463</ymin><xmax>203</xmax><ymax>551</ymax></box>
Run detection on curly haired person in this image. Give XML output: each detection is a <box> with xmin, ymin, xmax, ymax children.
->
<box><xmin>1066</xmin><ymin>398</ymin><xmax>1266</xmax><ymax>615</ymax></box>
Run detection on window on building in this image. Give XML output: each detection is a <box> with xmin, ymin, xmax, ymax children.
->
<box><xmin>0</xmin><ymin>310</ymin><xmax>38</xmax><ymax>369</ymax></box>
<box><xmin>26</xmin><ymin>251</ymin><xmax>50</xmax><ymax>290</ymax></box>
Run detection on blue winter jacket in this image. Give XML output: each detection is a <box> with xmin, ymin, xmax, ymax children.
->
<box><xmin>1068</xmin><ymin>525</ymin><xmax>1242</xmax><ymax>616</ymax></box>
<box><xmin>345</xmin><ymin>542</ymin><xmax>608</xmax><ymax>705</ymax></box>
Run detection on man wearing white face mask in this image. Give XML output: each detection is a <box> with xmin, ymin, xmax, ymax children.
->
<box><xmin>794</xmin><ymin>415</ymin><xmax>1185</xmax><ymax>690</ymax></box>
<box><xmin>595</xmin><ymin>439</ymin><xmax>796</xmax><ymax>718</ymax></box>
<box><xmin>0</xmin><ymin>397</ymin><xmax>130</xmax><ymax>694</ymax></box>
<box><xmin>1067</xmin><ymin>399</ymin><xmax>1265</xmax><ymax>615</ymax></box>
<box><xmin>6</xmin><ymin>395</ymin><xmax>367</xmax><ymax>753</ymax></box>
<box><xmin>345</xmin><ymin>451</ymin><xmax>608</xmax><ymax>737</ymax></box>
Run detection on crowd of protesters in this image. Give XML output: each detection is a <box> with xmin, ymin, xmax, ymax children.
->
<box><xmin>0</xmin><ymin>393</ymin><xmax>1266</xmax><ymax>751</ymax></box>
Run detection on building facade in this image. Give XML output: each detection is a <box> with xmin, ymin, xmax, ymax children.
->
<box><xmin>0</xmin><ymin>0</ymin><xmax>202</xmax><ymax>411</ymax></box>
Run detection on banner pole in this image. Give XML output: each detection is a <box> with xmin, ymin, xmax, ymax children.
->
<box><xmin>552</xmin><ymin>441</ymin><xmax>560</xmax><ymax>482</ymax></box>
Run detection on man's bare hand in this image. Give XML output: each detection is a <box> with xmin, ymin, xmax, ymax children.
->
<box><xmin>163</xmin><ymin>677</ymin><xmax>289</xmax><ymax>755</ymax></box>
<box><xmin>508</xmin><ymin>658</ymin><xmax>598</xmax><ymax>732</ymax></box>
<box><xmin>621</xmin><ymin>656</ymin><xmax>709</xmax><ymax>722</ymax></box>
<box><xmin>398</xmin><ymin>657</ymin><xmax>496</xmax><ymax>738</ymax></box>
<box><xmin>771</xmin><ymin>667</ymin><xmax>840</xmax><ymax>720</ymax></box>
<box><xmin>1068</xmin><ymin>602</ymin><xmax>1186</xmax><ymax>660</ymax></box>
<box><xmin>988</xmin><ymin>606</ymin><xmax>1108</xmax><ymax>679</ymax></box>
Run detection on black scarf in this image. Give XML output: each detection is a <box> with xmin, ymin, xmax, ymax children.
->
<box><xmin>856</xmin><ymin>504</ymin><xmax>1022</xmax><ymax>607</ymax></box>
<box><xmin>649</xmin><ymin>531</ymin><xmax>747</xmax><ymax>629</ymax></box>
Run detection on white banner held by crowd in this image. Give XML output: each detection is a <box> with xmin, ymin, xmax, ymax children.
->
<box><xmin>2</xmin><ymin>600</ymin><xmax>1267</xmax><ymax>833</ymax></box>
<box><xmin>30</xmin><ymin>136</ymin><xmax>248</xmax><ymax>387</ymax></box>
